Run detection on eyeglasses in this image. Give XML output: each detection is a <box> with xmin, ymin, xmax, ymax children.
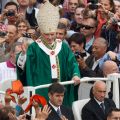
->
<box><xmin>80</xmin><ymin>24</ymin><xmax>95</xmax><ymax>30</ymax></box>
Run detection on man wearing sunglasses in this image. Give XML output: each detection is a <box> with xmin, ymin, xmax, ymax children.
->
<box><xmin>80</xmin><ymin>16</ymin><xmax>98</xmax><ymax>54</ymax></box>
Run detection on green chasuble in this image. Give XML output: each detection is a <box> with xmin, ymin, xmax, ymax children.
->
<box><xmin>17</xmin><ymin>39</ymin><xmax>80</xmax><ymax>106</ymax></box>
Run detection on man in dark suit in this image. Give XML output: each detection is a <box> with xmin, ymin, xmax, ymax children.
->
<box><xmin>47</xmin><ymin>82</ymin><xmax>75</xmax><ymax>120</ymax></box>
<box><xmin>81</xmin><ymin>81</ymin><xmax>116</xmax><ymax>120</ymax></box>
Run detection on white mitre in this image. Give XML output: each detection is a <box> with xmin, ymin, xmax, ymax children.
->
<box><xmin>37</xmin><ymin>0</ymin><xmax>60</xmax><ymax>33</ymax></box>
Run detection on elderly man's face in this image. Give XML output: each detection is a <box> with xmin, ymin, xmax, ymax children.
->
<box><xmin>92</xmin><ymin>40</ymin><xmax>107</xmax><ymax>59</ymax></box>
<box><xmin>42</xmin><ymin>32</ymin><xmax>56</xmax><ymax>44</ymax></box>
<box><xmin>93</xmin><ymin>82</ymin><xmax>106</xmax><ymax>102</ymax></box>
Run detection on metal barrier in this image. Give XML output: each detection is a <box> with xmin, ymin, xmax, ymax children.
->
<box><xmin>0</xmin><ymin>73</ymin><xmax>119</xmax><ymax>116</ymax></box>
<box><xmin>0</xmin><ymin>91</ymin><xmax>5</xmax><ymax>94</ymax></box>
<box><xmin>24</xmin><ymin>73</ymin><xmax>120</xmax><ymax>110</ymax></box>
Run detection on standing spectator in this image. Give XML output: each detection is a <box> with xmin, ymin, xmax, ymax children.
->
<box><xmin>70</xmin><ymin>4</ymin><xmax>85</xmax><ymax>32</ymax></box>
<box><xmin>80</xmin><ymin>11</ymin><xmax>98</xmax><ymax>53</ymax></box>
<box><xmin>0</xmin><ymin>1</ymin><xmax>20</xmax><ymax>25</ymax></box>
<box><xmin>17</xmin><ymin>0</ymin><xmax>39</xmax><ymax>27</ymax></box>
<box><xmin>63</xmin><ymin>0</ymin><xmax>79</xmax><ymax>22</ymax></box>
<box><xmin>82</xmin><ymin>81</ymin><xmax>116</xmax><ymax>120</ymax></box>
<box><xmin>16</xmin><ymin>18</ymin><xmax>30</xmax><ymax>37</ymax></box>
<box><xmin>56</xmin><ymin>23</ymin><xmax>67</xmax><ymax>44</ymax></box>
<box><xmin>95</xmin><ymin>0</ymin><xmax>115</xmax><ymax>38</ymax></box>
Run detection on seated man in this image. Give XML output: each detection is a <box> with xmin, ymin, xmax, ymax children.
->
<box><xmin>107</xmin><ymin>108</ymin><xmax>120</xmax><ymax>120</ymax></box>
<box><xmin>47</xmin><ymin>82</ymin><xmax>75</xmax><ymax>120</ymax></box>
<box><xmin>82</xmin><ymin>81</ymin><xmax>116</xmax><ymax>120</ymax></box>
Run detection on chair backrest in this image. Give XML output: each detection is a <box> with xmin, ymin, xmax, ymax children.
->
<box><xmin>72</xmin><ymin>98</ymin><xmax>90</xmax><ymax>120</ymax></box>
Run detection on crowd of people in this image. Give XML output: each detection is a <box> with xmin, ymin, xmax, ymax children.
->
<box><xmin>0</xmin><ymin>0</ymin><xmax>120</xmax><ymax>119</ymax></box>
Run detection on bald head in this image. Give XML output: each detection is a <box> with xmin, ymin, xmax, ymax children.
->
<box><xmin>93</xmin><ymin>81</ymin><xmax>106</xmax><ymax>91</ymax></box>
<box><xmin>102</xmin><ymin>60</ymin><xmax>119</xmax><ymax>77</ymax></box>
<box><xmin>93</xmin><ymin>81</ymin><xmax>106</xmax><ymax>102</ymax></box>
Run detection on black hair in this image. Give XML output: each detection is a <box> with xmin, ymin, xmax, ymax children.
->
<box><xmin>57</xmin><ymin>22</ymin><xmax>67</xmax><ymax>30</ymax></box>
<box><xmin>75</xmin><ymin>3</ymin><xmax>85</xmax><ymax>10</ymax></box>
<box><xmin>68</xmin><ymin>32</ymin><xmax>86</xmax><ymax>49</ymax></box>
<box><xmin>0</xmin><ymin>109</ymin><xmax>9</xmax><ymax>120</ymax></box>
<box><xmin>48</xmin><ymin>83</ymin><xmax>66</xmax><ymax>94</ymax></box>
<box><xmin>107</xmin><ymin>108</ymin><xmax>120</xmax><ymax>118</ymax></box>
<box><xmin>5</xmin><ymin>1</ymin><xmax>19</xmax><ymax>11</ymax></box>
<box><xmin>57</xmin><ymin>22</ymin><xmax>67</xmax><ymax>34</ymax></box>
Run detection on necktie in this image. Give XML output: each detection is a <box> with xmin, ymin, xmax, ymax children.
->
<box><xmin>57</xmin><ymin>108</ymin><xmax>61</xmax><ymax>116</ymax></box>
<box><xmin>100</xmin><ymin>103</ymin><xmax>105</xmax><ymax>113</ymax></box>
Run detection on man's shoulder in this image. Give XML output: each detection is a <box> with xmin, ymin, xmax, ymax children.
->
<box><xmin>61</xmin><ymin>105</ymin><xmax>72</xmax><ymax>111</ymax></box>
<box><xmin>82</xmin><ymin>98</ymin><xmax>97</xmax><ymax>110</ymax></box>
<box><xmin>28</xmin><ymin>41</ymin><xmax>39</xmax><ymax>49</ymax></box>
<box><xmin>104</xmin><ymin>98</ymin><xmax>115</xmax><ymax>105</ymax></box>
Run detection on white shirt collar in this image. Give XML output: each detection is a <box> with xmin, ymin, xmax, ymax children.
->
<box><xmin>92</xmin><ymin>58</ymin><xmax>100</xmax><ymax>70</ymax></box>
<box><xmin>49</xmin><ymin>101</ymin><xmax>60</xmax><ymax>112</ymax></box>
<box><xmin>94</xmin><ymin>97</ymin><xmax>104</xmax><ymax>105</ymax></box>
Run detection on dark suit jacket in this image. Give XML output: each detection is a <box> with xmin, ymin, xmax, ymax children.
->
<box><xmin>80</xmin><ymin>55</ymin><xmax>104</xmax><ymax>77</ymax></box>
<box><xmin>47</xmin><ymin>103</ymin><xmax>74</xmax><ymax>120</ymax></box>
<box><xmin>81</xmin><ymin>98</ymin><xmax>116</xmax><ymax>120</ymax></box>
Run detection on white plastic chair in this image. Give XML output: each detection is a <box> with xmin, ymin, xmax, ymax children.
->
<box><xmin>72</xmin><ymin>98</ymin><xmax>90</xmax><ymax>120</ymax></box>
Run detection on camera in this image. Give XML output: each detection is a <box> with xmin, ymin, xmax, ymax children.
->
<box><xmin>0</xmin><ymin>31</ymin><xmax>6</xmax><ymax>37</ymax></box>
<box><xmin>22</xmin><ymin>33</ymin><xmax>31</xmax><ymax>38</ymax></box>
<box><xmin>89</xmin><ymin>4</ymin><xmax>98</xmax><ymax>10</ymax></box>
<box><xmin>74</xmin><ymin>51</ymin><xmax>86</xmax><ymax>59</ymax></box>
<box><xmin>26</xmin><ymin>114</ymin><xmax>31</xmax><ymax>120</ymax></box>
<box><xmin>6</xmin><ymin>10</ymin><xmax>15</xmax><ymax>16</ymax></box>
<box><xmin>88</xmin><ymin>0</ymin><xmax>98</xmax><ymax>4</ymax></box>
<box><xmin>88</xmin><ymin>0</ymin><xmax>98</xmax><ymax>10</ymax></box>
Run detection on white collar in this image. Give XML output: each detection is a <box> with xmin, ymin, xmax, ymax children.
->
<box><xmin>94</xmin><ymin>97</ymin><xmax>104</xmax><ymax>105</ymax></box>
<box><xmin>49</xmin><ymin>101</ymin><xmax>60</xmax><ymax>112</ymax></box>
<box><xmin>36</xmin><ymin>39</ymin><xmax>62</xmax><ymax>79</ymax></box>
